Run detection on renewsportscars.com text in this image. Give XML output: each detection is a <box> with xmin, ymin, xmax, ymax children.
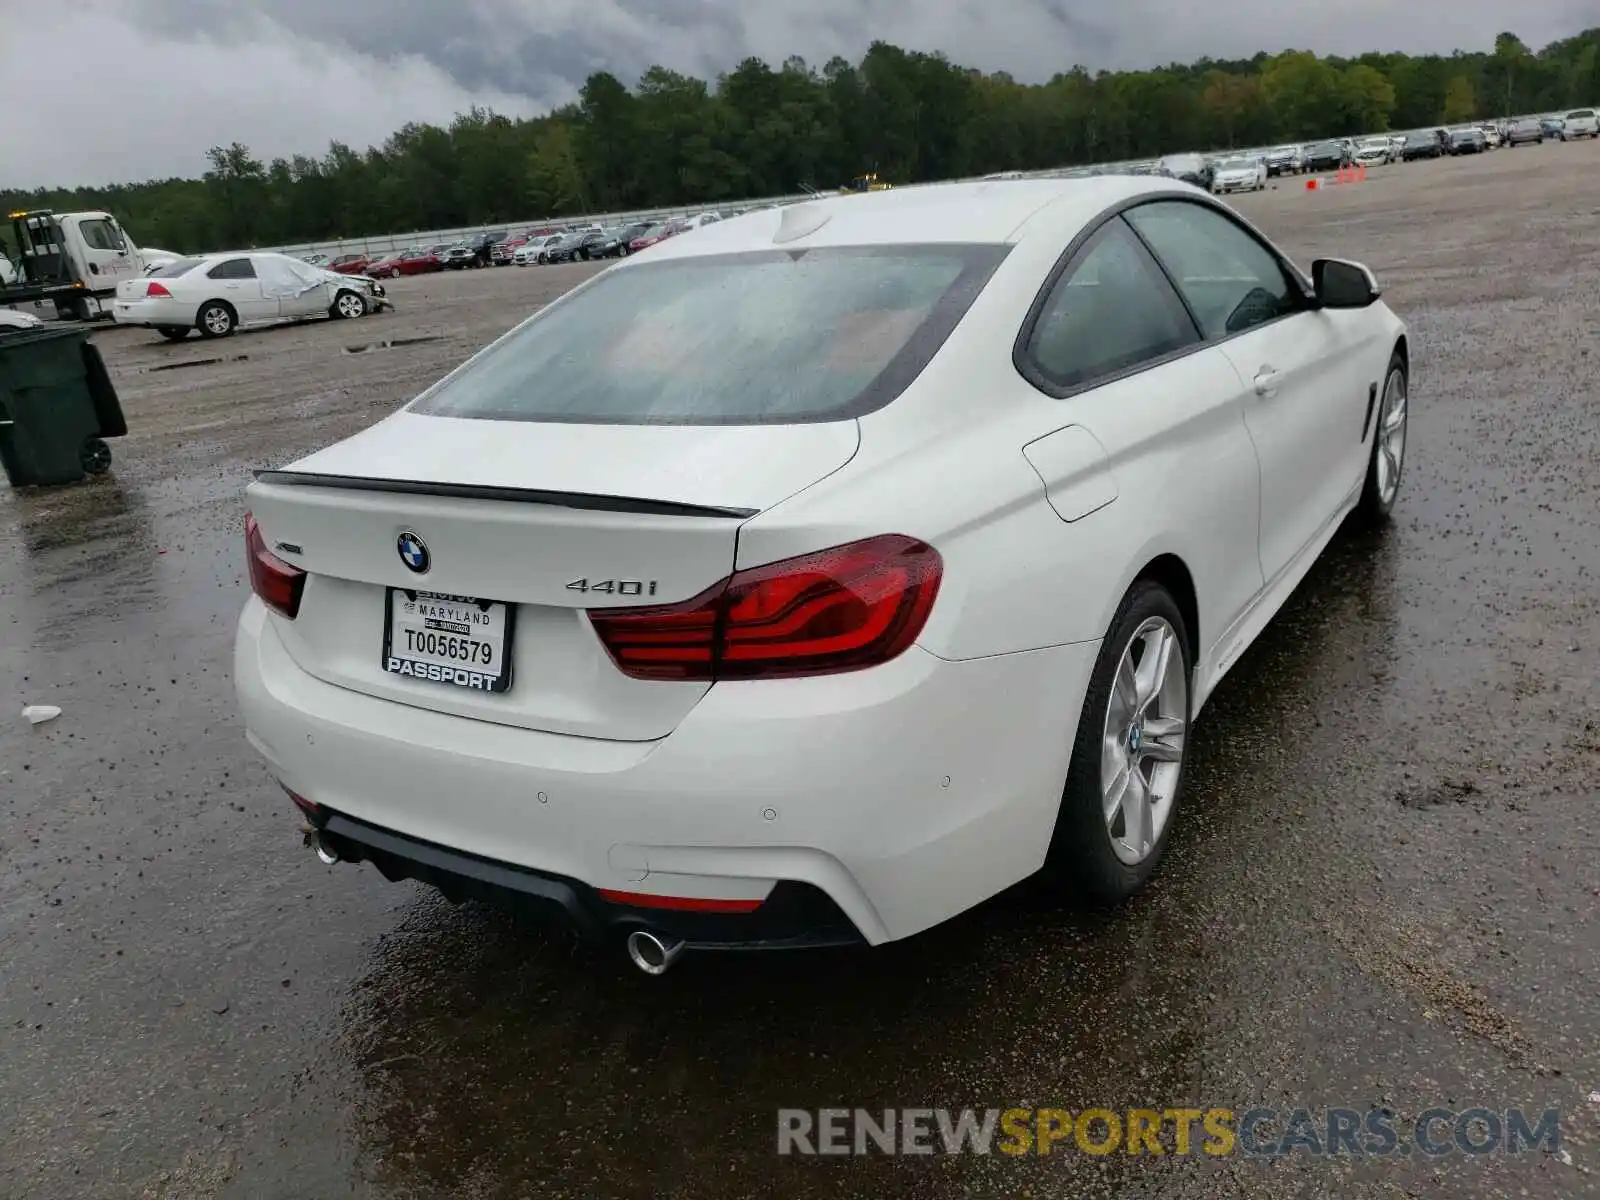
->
<box><xmin>777</xmin><ymin>1106</ymin><xmax>1562</xmax><ymax>1158</ymax></box>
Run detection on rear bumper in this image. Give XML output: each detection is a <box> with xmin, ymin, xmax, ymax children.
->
<box><xmin>310</xmin><ymin>808</ymin><xmax>863</xmax><ymax>949</ymax></box>
<box><xmin>235</xmin><ymin>598</ymin><xmax>1098</xmax><ymax>946</ymax></box>
<box><xmin>112</xmin><ymin>297</ymin><xmax>192</xmax><ymax>327</ymax></box>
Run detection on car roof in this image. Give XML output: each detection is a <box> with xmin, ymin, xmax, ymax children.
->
<box><xmin>633</xmin><ymin>177</ymin><xmax>1185</xmax><ymax>259</ymax></box>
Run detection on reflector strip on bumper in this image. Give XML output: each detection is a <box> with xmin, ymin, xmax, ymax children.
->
<box><xmin>599</xmin><ymin>888</ymin><xmax>763</xmax><ymax>914</ymax></box>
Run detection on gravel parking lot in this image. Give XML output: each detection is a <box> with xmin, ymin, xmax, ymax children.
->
<box><xmin>2</xmin><ymin>144</ymin><xmax>1598</xmax><ymax>1199</ymax></box>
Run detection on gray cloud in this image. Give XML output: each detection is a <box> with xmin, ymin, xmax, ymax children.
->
<box><xmin>3</xmin><ymin>0</ymin><xmax>1593</xmax><ymax>187</ymax></box>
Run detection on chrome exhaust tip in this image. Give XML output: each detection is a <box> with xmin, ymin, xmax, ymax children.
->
<box><xmin>626</xmin><ymin>929</ymin><xmax>685</xmax><ymax>975</ymax></box>
<box><xmin>312</xmin><ymin>835</ymin><xmax>341</xmax><ymax>866</ymax></box>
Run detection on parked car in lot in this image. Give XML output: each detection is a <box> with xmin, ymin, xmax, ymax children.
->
<box><xmin>513</xmin><ymin>236</ymin><xmax>557</xmax><ymax>266</ymax></box>
<box><xmin>628</xmin><ymin>222</ymin><xmax>679</xmax><ymax>252</ymax></box>
<box><xmin>367</xmin><ymin>249</ymin><xmax>444</xmax><ymax>278</ymax></box>
<box><xmin>469</xmin><ymin>231</ymin><xmax>503</xmax><ymax>268</ymax></box>
<box><xmin>1301</xmin><ymin>140</ymin><xmax>1349</xmax><ymax>172</ymax></box>
<box><xmin>1540</xmin><ymin>116</ymin><xmax>1566</xmax><ymax>139</ymax></box>
<box><xmin>1400</xmin><ymin>131</ymin><xmax>1445</xmax><ymax>161</ymax></box>
<box><xmin>328</xmin><ymin>253</ymin><xmax>375</xmax><ymax>276</ymax></box>
<box><xmin>235</xmin><ymin>177</ymin><xmax>1410</xmax><ymax>975</ymax></box>
<box><xmin>113</xmin><ymin>251</ymin><xmax>388</xmax><ymax>340</ymax></box>
<box><xmin>1504</xmin><ymin>118</ymin><xmax>1546</xmax><ymax>146</ymax></box>
<box><xmin>1262</xmin><ymin>144</ymin><xmax>1303</xmax><ymax>176</ymax></box>
<box><xmin>1210</xmin><ymin>156</ymin><xmax>1266</xmax><ymax>193</ymax></box>
<box><xmin>440</xmin><ymin>245</ymin><xmax>477</xmax><ymax>270</ymax></box>
<box><xmin>1559</xmin><ymin>108</ymin><xmax>1598</xmax><ymax>139</ymax></box>
<box><xmin>1447</xmin><ymin>127</ymin><xmax>1487</xmax><ymax>155</ymax></box>
<box><xmin>1478</xmin><ymin>125</ymin><xmax>1502</xmax><ymax>148</ymax></box>
<box><xmin>588</xmin><ymin>225</ymin><xmax>652</xmax><ymax>258</ymax></box>
<box><xmin>1157</xmin><ymin>153</ymin><xmax>1215</xmax><ymax>190</ymax></box>
<box><xmin>1352</xmin><ymin>137</ymin><xmax>1396</xmax><ymax>167</ymax></box>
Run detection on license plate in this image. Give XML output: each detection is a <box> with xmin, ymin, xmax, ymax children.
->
<box><xmin>383</xmin><ymin>589</ymin><xmax>513</xmax><ymax>693</ymax></box>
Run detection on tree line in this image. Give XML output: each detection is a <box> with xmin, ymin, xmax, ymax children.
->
<box><xmin>4</xmin><ymin>30</ymin><xmax>1598</xmax><ymax>254</ymax></box>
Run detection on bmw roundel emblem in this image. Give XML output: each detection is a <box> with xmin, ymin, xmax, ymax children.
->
<box><xmin>397</xmin><ymin>531</ymin><xmax>430</xmax><ymax>574</ymax></box>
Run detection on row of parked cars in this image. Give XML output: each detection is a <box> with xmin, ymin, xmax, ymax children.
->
<box><xmin>299</xmin><ymin>208</ymin><xmax>756</xmax><ymax>282</ymax></box>
<box><xmin>1149</xmin><ymin>108</ymin><xmax>1598</xmax><ymax>191</ymax></box>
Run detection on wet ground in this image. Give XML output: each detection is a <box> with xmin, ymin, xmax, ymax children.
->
<box><xmin>2</xmin><ymin>145</ymin><xmax>1598</xmax><ymax>1199</ymax></box>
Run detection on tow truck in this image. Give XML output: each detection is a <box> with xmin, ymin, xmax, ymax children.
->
<box><xmin>839</xmin><ymin>172</ymin><xmax>893</xmax><ymax>195</ymax></box>
<box><xmin>2</xmin><ymin>209</ymin><xmax>176</xmax><ymax>321</ymax></box>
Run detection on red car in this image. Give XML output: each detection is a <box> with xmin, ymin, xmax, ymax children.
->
<box><xmin>366</xmin><ymin>249</ymin><xmax>444</xmax><ymax>279</ymax></box>
<box><xmin>628</xmin><ymin>221</ymin><xmax>681</xmax><ymax>252</ymax></box>
<box><xmin>328</xmin><ymin>253</ymin><xmax>373</xmax><ymax>275</ymax></box>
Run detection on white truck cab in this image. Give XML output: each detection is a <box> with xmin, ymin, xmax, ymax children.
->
<box><xmin>3</xmin><ymin>209</ymin><xmax>167</xmax><ymax>320</ymax></box>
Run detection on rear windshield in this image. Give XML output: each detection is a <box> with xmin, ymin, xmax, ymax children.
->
<box><xmin>409</xmin><ymin>245</ymin><xmax>1009</xmax><ymax>425</ymax></box>
<box><xmin>1569</xmin><ymin>110</ymin><xmax>1595</xmax><ymax>119</ymax></box>
<box><xmin>149</xmin><ymin>257</ymin><xmax>205</xmax><ymax>278</ymax></box>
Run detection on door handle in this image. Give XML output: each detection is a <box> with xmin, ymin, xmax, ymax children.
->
<box><xmin>1253</xmin><ymin>367</ymin><xmax>1281</xmax><ymax>397</ymax></box>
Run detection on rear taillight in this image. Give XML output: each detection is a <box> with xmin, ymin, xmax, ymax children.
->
<box><xmin>145</xmin><ymin>281</ymin><xmax>171</xmax><ymax>297</ymax></box>
<box><xmin>588</xmin><ymin>535</ymin><xmax>941</xmax><ymax>682</ymax></box>
<box><xmin>245</xmin><ymin>512</ymin><xmax>306</xmax><ymax>619</ymax></box>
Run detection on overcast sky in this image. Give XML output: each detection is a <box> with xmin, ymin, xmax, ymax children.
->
<box><xmin>3</xmin><ymin>0</ymin><xmax>1592</xmax><ymax>188</ymax></box>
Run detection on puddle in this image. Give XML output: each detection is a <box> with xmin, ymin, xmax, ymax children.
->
<box><xmin>138</xmin><ymin>354</ymin><xmax>249</xmax><ymax>374</ymax></box>
<box><xmin>342</xmin><ymin>335</ymin><xmax>442</xmax><ymax>355</ymax></box>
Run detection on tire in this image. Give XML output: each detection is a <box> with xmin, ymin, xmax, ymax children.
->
<box><xmin>1355</xmin><ymin>350</ymin><xmax>1408</xmax><ymax>527</ymax></box>
<box><xmin>80</xmin><ymin>437</ymin><xmax>112</xmax><ymax>476</ymax></box>
<box><xmin>579</xmin><ymin>248</ymin><xmax>590</xmax><ymax>261</ymax></box>
<box><xmin>1047</xmin><ymin>580</ymin><xmax>1193</xmax><ymax>903</ymax></box>
<box><xmin>331</xmin><ymin>290</ymin><xmax>367</xmax><ymax>320</ymax></box>
<box><xmin>156</xmin><ymin>326</ymin><xmax>190</xmax><ymax>342</ymax></box>
<box><xmin>196</xmin><ymin>301</ymin><xmax>235</xmax><ymax>339</ymax></box>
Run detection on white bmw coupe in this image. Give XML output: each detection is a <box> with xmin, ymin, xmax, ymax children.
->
<box><xmin>235</xmin><ymin>176</ymin><xmax>1409</xmax><ymax>974</ymax></box>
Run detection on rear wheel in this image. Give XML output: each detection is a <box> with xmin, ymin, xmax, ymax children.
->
<box><xmin>196</xmin><ymin>301</ymin><xmax>235</xmax><ymax>339</ymax></box>
<box><xmin>80</xmin><ymin>437</ymin><xmax>112</xmax><ymax>476</ymax></box>
<box><xmin>156</xmin><ymin>326</ymin><xmax>190</xmax><ymax>342</ymax></box>
<box><xmin>1048</xmin><ymin>581</ymin><xmax>1191</xmax><ymax>903</ymax></box>
<box><xmin>1355</xmin><ymin>350</ymin><xmax>1408</xmax><ymax>526</ymax></box>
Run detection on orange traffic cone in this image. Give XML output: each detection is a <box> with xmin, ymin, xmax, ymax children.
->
<box><xmin>1357</xmin><ymin>164</ymin><xmax>1367</xmax><ymax>182</ymax></box>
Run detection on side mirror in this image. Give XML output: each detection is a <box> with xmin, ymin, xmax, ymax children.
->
<box><xmin>1312</xmin><ymin>258</ymin><xmax>1381</xmax><ymax>308</ymax></box>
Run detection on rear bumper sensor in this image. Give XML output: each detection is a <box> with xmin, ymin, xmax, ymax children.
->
<box><xmin>252</xmin><ymin>470</ymin><xmax>759</xmax><ymax>520</ymax></box>
<box><xmin>311</xmin><ymin>808</ymin><xmax>866</xmax><ymax>951</ymax></box>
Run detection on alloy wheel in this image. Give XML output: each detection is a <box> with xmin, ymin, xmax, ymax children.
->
<box><xmin>1099</xmin><ymin>617</ymin><xmax>1187</xmax><ymax>866</ymax></box>
<box><xmin>1376</xmin><ymin>368</ymin><xmax>1408</xmax><ymax>507</ymax></box>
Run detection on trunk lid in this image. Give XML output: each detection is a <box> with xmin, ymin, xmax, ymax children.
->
<box><xmin>246</xmin><ymin>413</ymin><xmax>859</xmax><ymax>742</ymax></box>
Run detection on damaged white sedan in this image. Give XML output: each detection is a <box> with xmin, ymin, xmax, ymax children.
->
<box><xmin>113</xmin><ymin>251</ymin><xmax>390</xmax><ymax>341</ymax></box>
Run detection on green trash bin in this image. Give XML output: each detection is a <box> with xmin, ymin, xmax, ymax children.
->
<box><xmin>0</xmin><ymin>325</ymin><xmax>126</xmax><ymax>487</ymax></box>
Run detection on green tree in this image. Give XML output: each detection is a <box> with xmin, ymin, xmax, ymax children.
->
<box><xmin>1490</xmin><ymin>32</ymin><xmax>1531</xmax><ymax>115</ymax></box>
<box><xmin>1441</xmin><ymin>75</ymin><xmax>1478</xmax><ymax>122</ymax></box>
<box><xmin>1261</xmin><ymin>52</ymin><xmax>1347</xmax><ymax>138</ymax></box>
<box><xmin>1340</xmin><ymin>64</ymin><xmax>1398</xmax><ymax>130</ymax></box>
<box><xmin>203</xmin><ymin>142</ymin><xmax>267</xmax><ymax>246</ymax></box>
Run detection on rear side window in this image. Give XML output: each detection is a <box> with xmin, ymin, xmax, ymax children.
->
<box><xmin>207</xmin><ymin>257</ymin><xmax>256</xmax><ymax>280</ymax></box>
<box><xmin>149</xmin><ymin>257</ymin><xmax>205</xmax><ymax>278</ymax></box>
<box><xmin>1569</xmin><ymin>110</ymin><xmax>1595</xmax><ymax>119</ymax></box>
<box><xmin>410</xmin><ymin>245</ymin><xmax>1009</xmax><ymax>425</ymax></box>
<box><xmin>1022</xmin><ymin>219</ymin><xmax>1199</xmax><ymax>391</ymax></box>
